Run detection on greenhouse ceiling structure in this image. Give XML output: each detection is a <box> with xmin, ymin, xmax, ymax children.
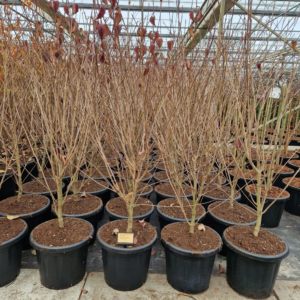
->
<box><xmin>1</xmin><ymin>0</ymin><xmax>299</xmax><ymax>66</ymax></box>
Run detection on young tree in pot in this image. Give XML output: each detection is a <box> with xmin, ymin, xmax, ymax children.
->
<box><xmin>223</xmin><ymin>63</ymin><xmax>299</xmax><ymax>299</ymax></box>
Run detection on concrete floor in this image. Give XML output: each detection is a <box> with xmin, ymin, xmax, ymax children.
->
<box><xmin>1</xmin><ymin>269</ymin><xmax>300</xmax><ymax>300</ymax></box>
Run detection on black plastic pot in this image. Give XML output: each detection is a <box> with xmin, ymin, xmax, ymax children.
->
<box><xmin>201</xmin><ymin>189</ymin><xmax>241</xmax><ymax>210</ymax></box>
<box><xmin>207</xmin><ymin>202</ymin><xmax>256</xmax><ymax>256</ymax></box>
<box><xmin>0</xmin><ymin>170</ymin><xmax>16</xmax><ymax>201</ymax></box>
<box><xmin>228</xmin><ymin>173</ymin><xmax>257</xmax><ymax>205</ymax></box>
<box><xmin>51</xmin><ymin>201</ymin><xmax>103</xmax><ymax>241</ymax></box>
<box><xmin>30</xmin><ymin>218</ymin><xmax>94</xmax><ymax>290</ymax></box>
<box><xmin>247</xmin><ymin>187</ymin><xmax>290</xmax><ymax>228</ymax></box>
<box><xmin>280</xmin><ymin>155</ymin><xmax>298</xmax><ymax>166</ymax></box>
<box><xmin>97</xmin><ymin>220</ymin><xmax>157</xmax><ymax>291</ymax></box>
<box><xmin>155</xmin><ymin>184</ymin><xmax>193</xmax><ymax>203</ymax></box>
<box><xmin>21</xmin><ymin>160</ymin><xmax>38</xmax><ymax>183</ymax></box>
<box><xmin>161</xmin><ymin>223</ymin><xmax>222</xmax><ymax>294</ymax></box>
<box><xmin>283</xmin><ymin>180</ymin><xmax>300</xmax><ymax>216</ymax></box>
<box><xmin>0</xmin><ymin>195</ymin><xmax>50</xmax><ymax>250</ymax></box>
<box><xmin>157</xmin><ymin>203</ymin><xmax>206</xmax><ymax>229</ymax></box>
<box><xmin>287</xmin><ymin>160</ymin><xmax>300</xmax><ymax>178</ymax></box>
<box><xmin>0</xmin><ymin>218</ymin><xmax>28</xmax><ymax>287</ymax></box>
<box><xmin>105</xmin><ymin>199</ymin><xmax>154</xmax><ymax>222</ymax></box>
<box><xmin>223</xmin><ymin>227</ymin><xmax>289</xmax><ymax>299</ymax></box>
<box><xmin>272</xmin><ymin>168</ymin><xmax>294</xmax><ymax>189</ymax></box>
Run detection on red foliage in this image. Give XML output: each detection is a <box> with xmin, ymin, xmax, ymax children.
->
<box><xmin>167</xmin><ymin>40</ymin><xmax>174</xmax><ymax>51</ymax></box>
<box><xmin>149</xmin><ymin>43</ymin><xmax>155</xmax><ymax>55</ymax></box>
<box><xmin>150</xmin><ymin>16</ymin><xmax>155</xmax><ymax>26</ymax></box>
<box><xmin>96</xmin><ymin>6</ymin><xmax>106</xmax><ymax>19</ymax></box>
<box><xmin>63</xmin><ymin>5</ymin><xmax>69</xmax><ymax>15</ymax></box>
<box><xmin>156</xmin><ymin>38</ymin><xmax>163</xmax><ymax>48</ymax></box>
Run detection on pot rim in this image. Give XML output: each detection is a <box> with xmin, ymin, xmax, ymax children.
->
<box><xmin>157</xmin><ymin>201</ymin><xmax>206</xmax><ymax>223</ymax></box>
<box><xmin>155</xmin><ymin>184</ymin><xmax>192</xmax><ymax>199</ymax></box>
<box><xmin>161</xmin><ymin>222</ymin><xmax>222</xmax><ymax>258</ymax></box>
<box><xmin>0</xmin><ymin>218</ymin><xmax>28</xmax><ymax>250</ymax></box>
<box><xmin>202</xmin><ymin>189</ymin><xmax>242</xmax><ymax>202</ymax></box>
<box><xmin>105</xmin><ymin>199</ymin><xmax>154</xmax><ymax>220</ymax></box>
<box><xmin>223</xmin><ymin>226</ymin><xmax>289</xmax><ymax>262</ymax></box>
<box><xmin>207</xmin><ymin>202</ymin><xmax>257</xmax><ymax>227</ymax></box>
<box><xmin>97</xmin><ymin>219</ymin><xmax>157</xmax><ymax>254</ymax></box>
<box><xmin>115</xmin><ymin>184</ymin><xmax>153</xmax><ymax>198</ymax></box>
<box><xmin>30</xmin><ymin>217</ymin><xmax>94</xmax><ymax>253</ymax></box>
<box><xmin>70</xmin><ymin>181</ymin><xmax>110</xmax><ymax>195</ymax></box>
<box><xmin>0</xmin><ymin>195</ymin><xmax>50</xmax><ymax>219</ymax></box>
<box><xmin>245</xmin><ymin>184</ymin><xmax>290</xmax><ymax>201</ymax></box>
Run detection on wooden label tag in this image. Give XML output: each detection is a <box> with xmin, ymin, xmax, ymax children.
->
<box><xmin>116</xmin><ymin>233</ymin><xmax>134</xmax><ymax>245</ymax></box>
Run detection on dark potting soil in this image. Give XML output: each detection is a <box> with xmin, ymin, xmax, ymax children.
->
<box><xmin>266</xmin><ymin>165</ymin><xmax>294</xmax><ymax>174</ymax></box>
<box><xmin>42</xmin><ymin>168</ymin><xmax>72</xmax><ymax>179</ymax></box>
<box><xmin>154</xmin><ymin>161</ymin><xmax>167</xmax><ymax>170</ymax></box>
<box><xmin>280</xmin><ymin>152</ymin><xmax>298</xmax><ymax>158</ymax></box>
<box><xmin>229</xmin><ymin>168</ymin><xmax>258</xmax><ymax>179</ymax></box>
<box><xmin>53</xmin><ymin>194</ymin><xmax>103</xmax><ymax>215</ymax></box>
<box><xmin>23</xmin><ymin>179</ymin><xmax>57</xmax><ymax>193</ymax></box>
<box><xmin>119</xmin><ymin>170</ymin><xmax>152</xmax><ymax>180</ymax></box>
<box><xmin>250</xmin><ymin>153</ymin><xmax>272</xmax><ymax>161</ymax></box>
<box><xmin>115</xmin><ymin>182</ymin><xmax>152</xmax><ymax>195</ymax></box>
<box><xmin>142</xmin><ymin>161</ymin><xmax>153</xmax><ymax>170</ymax></box>
<box><xmin>99</xmin><ymin>219</ymin><xmax>156</xmax><ymax>248</ymax></box>
<box><xmin>154</xmin><ymin>171</ymin><xmax>171</xmax><ymax>181</ymax></box>
<box><xmin>208</xmin><ymin>201</ymin><xmax>256</xmax><ymax>223</ymax></box>
<box><xmin>12</xmin><ymin>155</ymin><xmax>35</xmax><ymax>165</ymax></box>
<box><xmin>158</xmin><ymin>198</ymin><xmax>205</xmax><ymax>219</ymax></box>
<box><xmin>32</xmin><ymin>217</ymin><xmax>92</xmax><ymax>247</ymax></box>
<box><xmin>246</xmin><ymin>184</ymin><xmax>289</xmax><ymax>198</ymax></box>
<box><xmin>288</xmin><ymin>160</ymin><xmax>300</xmax><ymax>167</ymax></box>
<box><xmin>0</xmin><ymin>218</ymin><xmax>26</xmax><ymax>245</ymax></box>
<box><xmin>224</xmin><ymin>225</ymin><xmax>286</xmax><ymax>255</ymax></box>
<box><xmin>203</xmin><ymin>185</ymin><xmax>239</xmax><ymax>199</ymax></box>
<box><xmin>81</xmin><ymin>167</ymin><xmax>112</xmax><ymax>178</ymax></box>
<box><xmin>77</xmin><ymin>179</ymin><xmax>108</xmax><ymax>192</ymax></box>
<box><xmin>0</xmin><ymin>194</ymin><xmax>48</xmax><ymax>215</ymax></box>
<box><xmin>161</xmin><ymin>222</ymin><xmax>221</xmax><ymax>252</ymax></box>
<box><xmin>89</xmin><ymin>156</ymin><xmax>118</xmax><ymax>167</ymax></box>
<box><xmin>195</xmin><ymin>173</ymin><xmax>225</xmax><ymax>185</ymax></box>
<box><xmin>283</xmin><ymin>177</ymin><xmax>300</xmax><ymax>188</ymax></box>
<box><xmin>107</xmin><ymin>197</ymin><xmax>153</xmax><ymax>217</ymax></box>
<box><xmin>0</xmin><ymin>164</ymin><xmax>15</xmax><ymax>174</ymax></box>
<box><xmin>155</xmin><ymin>183</ymin><xmax>193</xmax><ymax>196</ymax></box>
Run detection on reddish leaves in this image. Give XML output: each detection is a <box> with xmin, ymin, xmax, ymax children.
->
<box><xmin>151</xmin><ymin>250</ymin><xmax>157</xmax><ymax>256</ymax></box>
<box><xmin>167</xmin><ymin>40</ymin><xmax>174</xmax><ymax>51</ymax></box>
<box><xmin>149</xmin><ymin>43</ymin><xmax>155</xmax><ymax>55</ymax></box>
<box><xmin>156</xmin><ymin>38</ymin><xmax>163</xmax><ymax>48</ymax></box>
<box><xmin>234</xmin><ymin>139</ymin><xmax>242</xmax><ymax>149</ymax></box>
<box><xmin>114</xmin><ymin>12</ymin><xmax>122</xmax><ymax>29</ymax></box>
<box><xmin>150</xmin><ymin>15</ymin><xmax>155</xmax><ymax>26</ymax></box>
<box><xmin>48</xmin><ymin>1</ymin><xmax>59</xmax><ymax>13</ymax></box>
<box><xmin>291</xmin><ymin>40</ymin><xmax>297</xmax><ymax>51</ymax></box>
<box><xmin>154</xmin><ymin>31</ymin><xmax>159</xmax><ymax>40</ymax></box>
<box><xmin>188</xmin><ymin>27</ymin><xmax>195</xmax><ymax>39</ymax></box>
<box><xmin>148</xmin><ymin>32</ymin><xmax>154</xmax><ymax>40</ymax></box>
<box><xmin>112</xmin><ymin>228</ymin><xmax>119</xmax><ymax>235</ymax></box>
<box><xmin>257</xmin><ymin>63</ymin><xmax>261</xmax><ymax>70</ymax></box>
<box><xmin>219</xmin><ymin>265</ymin><xmax>225</xmax><ymax>275</ymax></box>
<box><xmin>71</xmin><ymin>4</ymin><xmax>79</xmax><ymax>15</ymax></box>
<box><xmin>190</xmin><ymin>10</ymin><xmax>203</xmax><ymax>22</ymax></box>
<box><xmin>185</xmin><ymin>60</ymin><xmax>191</xmax><ymax>70</ymax></box>
<box><xmin>137</xmin><ymin>27</ymin><xmax>147</xmax><ymax>41</ymax></box>
<box><xmin>63</xmin><ymin>5</ymin><xmax>69</xmax><ymax>15</ymax></box>
<box><xmin>133</xmin><ymin>235</ymin><xmax>138</xmax><ymax>245</ymax></box>
<box><xmin>140</xmin><ymin>45</ymin><xmax>147</xmax><ymax>56</ymax></box>
<box><xmin>97</xmin><ymin>24</ymin><xmax>110</xmax><ymax>40</ymax></box>
<box><xmin>96</xmin><ymin>6</ymin><xmax>106</xmax><ymax>19</ymax></box>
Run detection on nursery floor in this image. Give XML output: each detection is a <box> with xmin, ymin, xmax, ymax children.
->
<box><xmin>21</xmin><ymin>191</ymin><xmax>300</xmax><ymax>281</ymax></box>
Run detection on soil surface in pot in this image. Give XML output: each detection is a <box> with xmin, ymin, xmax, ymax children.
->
<box><xmin>246</xmin><ymin>184</ymin><xmax>289</xmax><ymax>198</ymax></box>
<box><xmin>288</xmin><ymin>160</ymin><xmax>300</xmax><ymax>167</ymax></box>
<box><xmin>154</xmin><ymin>171</ymin><xmax>173</xmax><ymax>181</ymax></box>
<box><xmin>195</xmin><ymin>173</ymin><xmax>225</xmax><ymax>185</ymax></box>
<box><xmin>280</xmin><ymin>152</ymin><xmax>298</xmax><ymax>158</ymax></box>
<box><xmin>77</xmin><ymin>179</ymin><xmax>107</xmax><ymax>192</ymax></box>
<box><xmin>203</xmin><ymin>185</ymin><xmax>239</xmax><ymax>199</ymax></box>
<box><xmin>224</xmin><ymin>225</ymin><xmax>286</xmax><ymax>255</ymax></box>
<box><xmin>32</xmin><ymin>217</ymin><xmax>92</xmax><ymax>247</ymax></box>
<box><xmin>0</xmin><ymin>194</ymin><xmax>48</xmax><ymax>214</ymax></box>
<box><xmin>0</xmin><ymin>218</ymin><xmax>26</xmax><ymax>245</ymax></box>
<box><xmin>107</xmin><ymin>197</ymin><xmax>153</xmax><ymax>217</ymax></box>
<box><xmin>119</xmin><ymin>170</ymin><xmax>152</xmax><ymax>180</ymax></box>
<box><xmin>161</xmin><ymin>222</ymin><xmax>220</xmax><ymax>252</ymax></box>
<box><xmin>154</xmin><ymin>161</ymin><xmax>167</xmax><ymax>170</ymax></box>
<box><xmin>81</xmin><ymin>167</ymin><xmax>111</xmax><ymax>178</ymax></box>
<box><xmin>158</xmin><ymin>198</ymin><xmax>204</xmax><ymax>219</ymax></box>
<box><xmin>99</xmin><ymin>219</ymin><xmax>156</xmax><ymax>248</ymax></box>
<box><xmin>249</xmin><ymin>153</ymin><xmax>272</xmax><ymax>161</ymax></box>
<box><xmin>265</xmin><ymin>165</ymin><xmax>294</xmax><ymax>174</ymax></box>
<box><xmin>88</xmin><ymin>156</ymin><xmax>118</xmax><ymax>167</ymax></box>
<box><xmin>208</xmin><ymin>202</ymin><xmax>256</xmax><ymax>223</ymax></box>
<box><xmin>155</xmin><ymin>183</ymin><xmax>193</xmax><ymax>196</ymax></box>
<box><xmin>53</xmin><ymin>194</ymin><xmax>102</xmax><ymax>215</ymax></box>
<box><xmin>229</xmin><ymin>168</ymin><xmax>258</xmax><ymax>180</ymax></box>
<box><xmin>42</xmin><ymin>168</ymin><xmax>71</xmax><ymax>179</ymax></box>
<box><xmin>0</xmin><ymin>164</ymin><xmax>16</xmax><ymax>174</ymax></box>
<box><xmin>283</xmin><ymin>177</ymin><xmax>300</xmax><ymax>188</ymax></box>
<box><xmin>142</xmin><ymin>161</ymin><xmax>153</xmax><ymax>170</ymax></box>
<box><xmin>23</xmin><ymin>179</ymin><xmax>57</xmax><ymax>193</ymax></box>
<box><xmin>115</xmin><ymin>182</ymin><xmax>152</xmax><ymax>195</ymax></box>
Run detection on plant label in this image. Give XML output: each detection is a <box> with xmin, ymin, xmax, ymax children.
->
<box><xmin>116</xmin><ymin>233</ymin><xmax>134</xmax><ymax>245</ymax></box>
